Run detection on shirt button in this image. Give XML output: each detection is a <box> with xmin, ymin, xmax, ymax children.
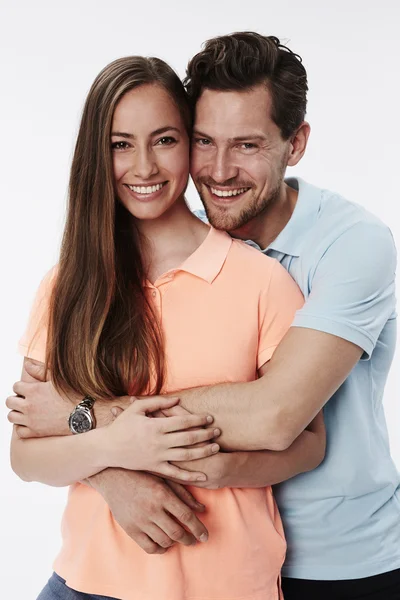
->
<box><xmin>152</xmin><ymin>291</ymin><xmax>157</xmax><ymax>297</ymax></box>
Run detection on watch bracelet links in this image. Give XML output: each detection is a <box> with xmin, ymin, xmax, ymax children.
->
<box><xmin>78</xmin><ymin>396</ymin><xmax>96</xmax><ymax>410</ymax></box>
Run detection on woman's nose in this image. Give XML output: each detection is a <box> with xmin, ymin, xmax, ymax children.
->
<box><xmin>134</xmin><ymin>148</ymin><xmax>159</xmax><ymax>180</ymax></box>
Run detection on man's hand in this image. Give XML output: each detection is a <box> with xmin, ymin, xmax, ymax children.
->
<box><xmin>87</xmin><ymin>469</ymin><xmax>209</xmax><ymax>553</ymax></box>
<box><xmin>6</xmin><ymin>359</ymin><xmax>131</xmax><ymax>438</ymax></box>
<box><xmin>7</xmin><ymin>360</ymin><xmax>74</xmax><ymax>438</ymax></box>
<box><xmin>164</xmin><ymin>453</ymin><xmax>231</xmax><ymax>490</ymax></box>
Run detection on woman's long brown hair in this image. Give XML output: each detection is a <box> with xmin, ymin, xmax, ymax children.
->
<box><xmin>45</xmin><ymin>57</ymin><xmax>192</xmax><ymax>400</ymax></box>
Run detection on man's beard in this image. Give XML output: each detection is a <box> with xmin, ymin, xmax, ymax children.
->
<box><xmin>198</xmin><ymin>181</ymin><xmax>281</xmax><ymax>233</ymax></box>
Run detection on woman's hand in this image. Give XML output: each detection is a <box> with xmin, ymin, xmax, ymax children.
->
<box><xmin>102</xmin><ymin>396</ymin><xmax>221</xmax><ymax>482</ymax></box>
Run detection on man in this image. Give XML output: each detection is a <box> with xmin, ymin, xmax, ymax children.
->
<box><xmin>8</xmin><ymin>32</ymin><xmax>399</xmax><ymax>599</ymax></box>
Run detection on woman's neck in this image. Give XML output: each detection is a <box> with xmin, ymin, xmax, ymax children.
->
<box><xmin>137</xmin><ymin>197</ymin><xmax>210</xmax><ymax>283</ymax></box>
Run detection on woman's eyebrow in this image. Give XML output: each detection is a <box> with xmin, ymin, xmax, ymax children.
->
<box><xmin>111</xmin><ymin>126</ymin><xmax>180</xmax><ymax>139</ymax></box>
<box><xmin>111</xmin><ymin>131</ymin><xmax>134</xmax><ymax>139</ymax></box>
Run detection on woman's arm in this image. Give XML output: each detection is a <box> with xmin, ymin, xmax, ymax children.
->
<box><xmin>10</xmin><ymin>426</ymin><xmax>110</xmax><ymax>486</ymax></box>
<box><xmin>9</xmin><ymin>360</ymin><xmax>220</xmax><ymax>487</ymax></box>
<box><xmin>9</xmin><ymin>358</ymin><xmax>109</xmax><ymax>486</ymax></box>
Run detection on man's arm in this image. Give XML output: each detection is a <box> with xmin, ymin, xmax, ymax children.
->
<box><xmin>176</xmin><ymin>329</ymin><xmax>362</xmax><ymax>451</ymax></box>
<box><xmin>12</xmin><ymin>221</ymin><xmax>395</xmax><ymax>452</ymax></box>
<box><xmin>165</xmin><ymin>221</ymin><xmax>396</xmax><ymax>451</ymax></box>
<box><xmin>10</xmin><ymin>339</ymin><xmax>354</xmax><ymax>453</ymax></box>
<box><xmin>159</xmin><ymin>380</ymin><xmax>326</xmax><ymax>489</ymax></box>
<box><xmin>18</xmin><ymin>217</ymin><xmax>396</xmax><ymax>456</ymax></box>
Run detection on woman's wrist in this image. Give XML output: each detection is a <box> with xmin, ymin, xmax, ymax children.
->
<box><xmin>87</xmin><ymin>427</ymin><xmax>116</xmax><ymax>472</ymax></box>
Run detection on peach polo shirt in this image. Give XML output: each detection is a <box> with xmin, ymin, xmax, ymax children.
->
<box><xmin>19</xmin><ymin>227</ymin><xmax>304</xmax><ymax>600</ymax></box>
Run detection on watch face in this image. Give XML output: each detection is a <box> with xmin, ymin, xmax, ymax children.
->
<box><xmin>70</xmin><ymin>410</ymin><xmax>92</xmax><ymax>434</ymax></box>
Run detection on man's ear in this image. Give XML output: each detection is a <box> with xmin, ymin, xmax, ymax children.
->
<box><xmin>287</xmin><ymin>121</ymin><xmax>311</xmax><ymax>167</ymax></box>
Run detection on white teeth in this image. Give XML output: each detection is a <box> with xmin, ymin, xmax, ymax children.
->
<box><xmin>128</xmin><ymin>183</ymin><xmax>165</xmax><ymax>194</ymax></box>
<box><xmin>210</xmin><ymin>187</ymin><xmax>248</xmax><ymax>197</ymax></box>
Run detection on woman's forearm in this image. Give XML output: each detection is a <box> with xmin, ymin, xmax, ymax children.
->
<box><xmin>10</xmin><ymin>426</ymin><xmax>108</xmax><ymax>487</ymax></box>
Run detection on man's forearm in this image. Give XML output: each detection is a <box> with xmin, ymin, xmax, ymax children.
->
<box><xmin>170</xmin><ymin>421</ymin><xmax>325</xmax><ymax>490</ymax></box>
<box><xmin>84</xmin><ymin>467</ymin><xmax>133</xmax><ymax>493</ymax></box>
<box><xmin>221</xmin><ymin>429</ymin><xmax>325</xmax><ymax>488</ymax></box>
<box><xmin>169</xmin><ymin>328</ymin><xmax>362</xmax><ymax>452</ymax></box>
<box><xmin>176</xmin><ymin>379</ymin><xmax>280</xmax><ymax>451</ymax></box>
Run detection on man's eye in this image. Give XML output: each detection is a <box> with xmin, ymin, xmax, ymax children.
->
<box><xmin>240</xmin><ymin>143</ymin><xmax>257</xmax><ymax>150</ymax></box>
<box><xmin>111</xmin><ymin>141</ymin><xmax>129</xmax><ymax>150</ymax></box>
<box><xmin>195</xmin><ymin>138</ymin><xmax>211</xmax><ymax>146</ymax></box>
<box><xmin>157</xmin><ymin>136</ymin><xmax>176</xmax><ymax>145</ymax></box>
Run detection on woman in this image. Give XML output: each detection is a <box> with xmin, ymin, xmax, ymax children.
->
<box><xmin>9</xmin><ymin>56</ymin><xmax>324</xmax><ymax>599</ymax></box>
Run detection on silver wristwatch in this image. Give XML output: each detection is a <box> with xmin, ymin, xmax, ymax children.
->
<box><xmin>68</xmin><ymin>396</ymin><xmax>96</xmax><ymax>434</ymax></box>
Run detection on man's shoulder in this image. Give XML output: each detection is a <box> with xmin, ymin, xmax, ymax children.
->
<box><xmin>302</xmin><ymin>183</ymin><xmax>394</xmax><ymax>260</ymax></box>
<box><xmin>317</xmin><ymin>185</ymin><xmax>390</xmax><ymax>239</ymax></box>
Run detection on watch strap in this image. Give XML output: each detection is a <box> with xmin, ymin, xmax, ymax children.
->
<box><xmin>78</xmin><ymin>396</ymin><xmax>96</xmax><ymax>410</ymax></box>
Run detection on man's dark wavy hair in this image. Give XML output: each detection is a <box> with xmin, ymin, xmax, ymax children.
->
<box><xmin>184</xmin><ymin>32</ymin><xmax>308</xmax><ymax>140</ymax></box>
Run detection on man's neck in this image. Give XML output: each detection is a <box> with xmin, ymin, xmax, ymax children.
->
<box><xmin>229</xmin><ymin>182</ymin><xmax>298</xmax><ymax>249</ymax></box>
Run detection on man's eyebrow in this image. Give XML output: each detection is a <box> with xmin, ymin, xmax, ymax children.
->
<box><xmin>193</xmin><ymin>129</ymin><xmax>213</xmax><ymax>140</ymax></box>
<box><xmin>192</xmin><ymin>130</ymin><xmax>267</xmax><ymax>143</ymax></box>
<box><xmin>111</xmin><ymin>126</ymin><xmax>181</xmax><ymax>139</ymax></box>
<box><xmin>229</xmin><ymin>134</ymin><xmax>267</xmax><ymax>143</ymax></box>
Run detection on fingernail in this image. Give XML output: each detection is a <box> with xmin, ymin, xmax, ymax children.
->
<box><xmin>211</xmin><ymin>444</ymin><xmax>220</xmax><ymax>453</ymax></box>
<box><xmin>197</xmin><ymin>475</ymin><xmax>206</xmax><ymax>481</ymax></box>
<box><xmin>200</xmin><ymin>533</ymin><xmax>208</xmax><ymax>542</ymax></box>
<box><xmin>213</xmin><ymin>428</ymin><xmax>221</xmax><ymax>436</ymax></box>
<box><xmin>206</xmin><ymin>416</ymin><xmax>213</xmax><ymax>423</ymax></box>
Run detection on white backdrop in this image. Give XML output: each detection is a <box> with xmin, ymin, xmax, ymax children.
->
<box><xmin>1</xmin><ymin>1</ymin><xmax>399</xmax><ymax>598</ymax></box>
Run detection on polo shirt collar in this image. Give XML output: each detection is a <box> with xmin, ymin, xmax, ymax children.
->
<box><xmin>250</xmin><ymin>177</ymin><xmax>322</xmax><ymax>256</ymax></box>
<box><xmin>177</xmin><ymin>227</ymin><xmax>232</xmax><ymax>284</ymax></box>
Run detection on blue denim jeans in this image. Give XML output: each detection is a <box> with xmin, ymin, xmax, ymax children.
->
<box><xmin>37</xmin><ymin>572</ymin><xmax>120</xmax><ymax>600</ymax></box>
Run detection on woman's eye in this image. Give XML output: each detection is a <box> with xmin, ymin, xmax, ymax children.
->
<box><xmin>157</xmin><ymin>136</ymin><xmax>176</xmax><ymax>146</ymax></box>
<box><xmin>111</xmin><ymin>141</ymin><xmax>129</xmax><ymax>151</ymax></box>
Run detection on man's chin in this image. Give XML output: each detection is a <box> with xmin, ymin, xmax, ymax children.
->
<box><xmin>203</xmin><ymin>205</ymin><xmax>245</xmax><ymax>232</ymax></box>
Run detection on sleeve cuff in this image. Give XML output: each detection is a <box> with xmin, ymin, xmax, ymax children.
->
<box><xmin>257</xmin><ymin>345</ymin><xmax>279</xmax><ymax>369</ymax></box>
<box><xmin>292</xmin><ymin>313</ymin><xmax>374</xmax><ymax>360</ymax></box>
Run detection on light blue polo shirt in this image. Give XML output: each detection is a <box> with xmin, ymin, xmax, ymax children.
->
<box><xmin>195</xmin><ymin>177</ymin><xmax>399</xmax><ymax>580</ymax></box>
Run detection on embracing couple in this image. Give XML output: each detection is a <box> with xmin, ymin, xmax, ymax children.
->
<box><xmin>7</xmin><ymin>31</ymin><xmax>400</xmax><ymax>600</ymax></box>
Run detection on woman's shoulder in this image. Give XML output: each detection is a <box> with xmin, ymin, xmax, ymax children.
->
<box><xmin>34</xmin><ymin>264</ymin><xmax>59</xmax><ymax>298</ymax></box>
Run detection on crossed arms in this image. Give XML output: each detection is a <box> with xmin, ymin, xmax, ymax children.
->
<box><xmin>8</xmin><ymin>327</ymin><xmax>361</xmax><ymax>552</ymax></box>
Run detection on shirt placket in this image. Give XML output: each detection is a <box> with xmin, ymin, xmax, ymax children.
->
<box><xmin>145</xmin><ymin>271</ymin><xmax>177</xmax><ymax>322</ymax></box>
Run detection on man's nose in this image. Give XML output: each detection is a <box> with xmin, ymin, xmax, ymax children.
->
<box><xmin>209</xmin><ymin>148</ymin><xmax>238</xmax><ymax>183</ymax></box>
<box><xmin>134</xmin><ymin>148</ymin><xmax>159</xmax><ymax>180</ymax></box>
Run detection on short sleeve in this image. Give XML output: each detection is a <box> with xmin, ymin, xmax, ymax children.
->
<box><xmin>292</xmin><ymin>221</ymin><xmax>397</xmax><ymax>359</ymax></box>
<box><xmin>257</xmin><ymin>260</ymin><xmax>304</xmax><ymax>368</ymax></box>
<box><xmin>18</xmin><ymin>267</ymin><xmax>57</xmax><ymax>363</ymax></box>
